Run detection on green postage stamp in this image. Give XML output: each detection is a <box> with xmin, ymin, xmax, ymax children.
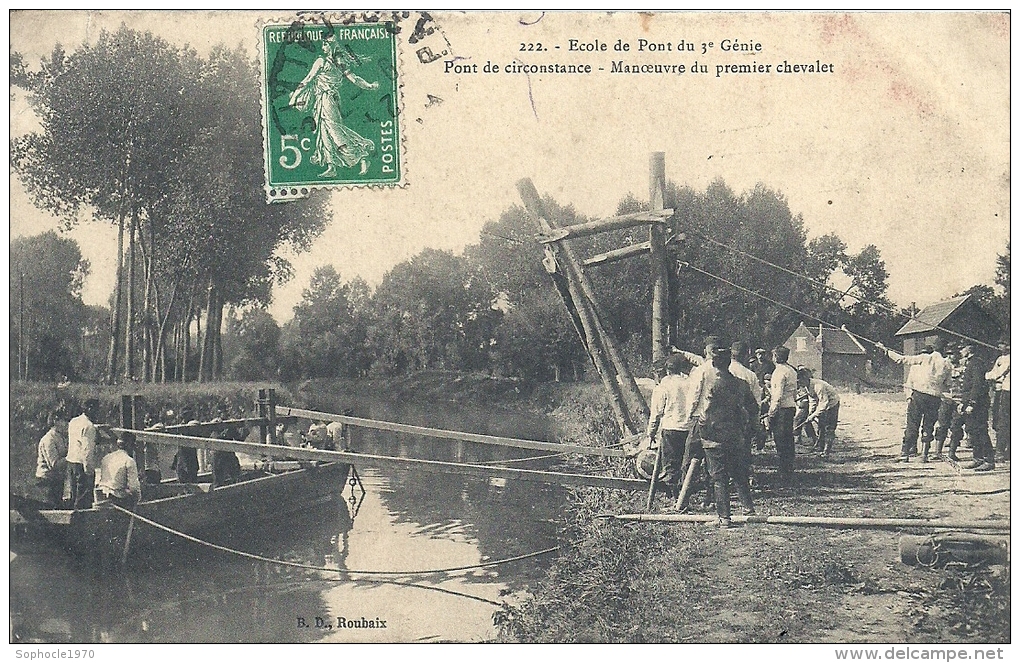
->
<box><xmin>260</xmin><ymin>17</ymin><xmax>402</xmax><ymax>200</ymax></box>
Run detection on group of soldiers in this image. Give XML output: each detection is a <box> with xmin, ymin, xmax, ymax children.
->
<box><xmin>34</xmin><ymin>396</ymin><xmax>355</xmax><ymax>511</ymax></box>
<box><xmin>642</xmin><ymin>332</ymin><xmax>1011</xmax><ymax>529</ymax></box>
<box><xmin>877</xmin><ymin>338</ymin><xmax>1010</xmax><ymax>470</ymax></box>
<box><xmin>645</xmin><ymin>338</ymin><xmax>842</xmax><ymax>529</ymax></box>
<box><xmin>34</xmin><ymin>398</ymin><xmax>139</xmax><ymax>510</ymax></box>
<box><xmin>33</xmin><ymin>400</ymin><xmax>250</xmax><ymax>511</ymax></box>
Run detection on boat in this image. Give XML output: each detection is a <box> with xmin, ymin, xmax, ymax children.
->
<box><xmin>10</xmin><ymin>461</ymin><xmax>352</xmax><ymax>561</ymax></box>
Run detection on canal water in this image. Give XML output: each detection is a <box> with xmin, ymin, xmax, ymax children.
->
<box><xmin>9</xmin><ymin>390</ymin><xmax>567</xmax><ymax>643</ymax></box>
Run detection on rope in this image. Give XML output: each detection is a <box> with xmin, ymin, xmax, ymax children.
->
<box><xmin>109</xmin><ymin>504</ymin><xmax>559</xmax><ymax>576</ymax></box>
<box><xmin>680</xmin><ymin>261</ymin><xmax>886</xmax><ymax>349</ymax></box>
<box><xmin>689</xmin><ymin>232</ymin><xmax>999</xmax><ymax>350</ymax></box>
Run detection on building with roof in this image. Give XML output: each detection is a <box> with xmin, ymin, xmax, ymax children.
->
<box><xmin>894</xmin><ymin>294</ymin><xmax>1000</xmax><ymax>356</ymax></box>
<box><xmin>784</xmin><ymin>323</ymin><xmax>867</xmax><ymax>385</ymax></box>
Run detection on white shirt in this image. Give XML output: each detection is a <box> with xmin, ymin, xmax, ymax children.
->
<box><xmin>96</xmin><ymin>448</ymin><xmax>141</xmax><ymax>499</ymax></box>
<box><xmin>729</xmin><ymin>360</ymin><xmax>763</xmax><ymax>405</ymax></box>
<box><xmin>36</xmin><ymin>426</ymin><xmax>68</xmax><ymax>479</ymax></box>
<box><xmin>887</xmin><ymin>349</ymin><xmax>951</xmax><ymax>397</ymax></box>
<box><xmin>685</xmin><ymin>361</ymin><xmax>713</xmax><ymax>423</ymax></box>
<box><xmin>647</xmin><ymin>373</ymin><xmax>692</xmax><ymax>438</ymax></box>
<box><xmin>806</xmin><ymin>378</ymin><xmax>840</xmax><ymax>414</ymax></box>
<box><xmin>66</xmin><ymin>413</ymin><xmax>98</xmax><ymax>472</ymax></box>
<box><xmin>986</xmin><ymin>354</ymin><xmax>1010</xmax><ymax>392</ymax></box>
<box><xmin>770</xmin><ymin>363</ymin><xmax>799</xmax><ymax>412</ymax></box>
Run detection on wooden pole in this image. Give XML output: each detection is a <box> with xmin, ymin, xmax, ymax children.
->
<box><xmin>535</xmin><ymin>209</ymin><xmax>672</xmax><ymax>243</ymax></box>
<box><xmin>112</xmin><ymin>427</ymin><xmax>650</xmax><ymax>492</ymax></box>
<box><xmin>600</xmin><ymin>513</ymin><xmax>1011</xmax><ymax>531</ymax></box>
<box><xmin>584</xmin><ymin>242</ymin><xmax>652</xmax><ymax>267</ymax></box>
<box><xmin>267</xmin><ymin>388</ymin><xmax>278</xmax><ymax>446</ymax></box>
<box><xmin>517</xmin><ymin>180</ymin><xmax>649</xmax><ymax>423</ymax></box>
<box><xmin>649</xmin><ymin>152</ymin><xmax>669</xmax><ymax>365</ymax></box>
<box><xmin>517</xmin><ymin>179</ymin><xmax>635</xmax><ymax>435</ymax></box>
<box><xmin>645</xmin><ymin>444</ymin><xmax>663</xmax><ymax>512</ymax></box>
<box><xmin>277</xmin><ymin>405</ymin><xmax>625</xmax><ymax>457</ymax></box>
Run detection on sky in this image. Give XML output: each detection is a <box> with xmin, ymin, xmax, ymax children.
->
<box><xmin>9</xmin><ymin>11</ymin><xmax>1011</xmax><ymax>323</ymax></box>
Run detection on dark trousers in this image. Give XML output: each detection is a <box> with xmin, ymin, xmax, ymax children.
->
<box><xmin>35</xmin><ymin>471</ymin><xmax>65</xmax><ymax>507</ymax></box>
<box><xmin>683</xmin><ymin>426</ymin><xmax>713</xmax><ymax>506</ymax></box>
<box><xmin>902</xmin><ymin>391</ymin><xmax>940</xmax><ymax>458</ymax></box>
<box><xmin>814</xmin><ymin>403</ymin><xmax>840</xmax><ymax>453</ymax></box>
<box><xmin>994</xmin><ymin>393</ymin><xmax>1010</xmax><ymax>460</ymax></box>
<box><xmin>174</xmin><ymin>447</ymin><xmax>199</xmax><ymax>483</ymax></box>
<box><xmin>963</xmin><ymin>405</ymin><xmax>993</xmax><ymax>465</ymax></box>
<box><xmin>66</xmin><ymin>462</ymin><xmax>93</xmax><ymax>510</ymax></box>
<box><xmin>704</xmin><ymin>441</ymin><xmax>754</xmax><ymax>521</ymax></box>
<box><xmin>659</xmin><ymin>429</ymin><xmax>688</xmax><ymax>489</ymax></box>
<box><xmin>769</xmin><ymin>407</ymin><xmax>796</xmax><ymax>477</ymax></box>
<box><xmin>212</xmin><ymin>451</ymin><xmax>241</xmax><ymax>486</ymax></box>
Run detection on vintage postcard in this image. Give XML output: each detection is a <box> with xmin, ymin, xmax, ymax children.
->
<box><xmin>8</xmin><ymin>10</ymin><xmax>1010</xmax><ymax>656</ymax></box>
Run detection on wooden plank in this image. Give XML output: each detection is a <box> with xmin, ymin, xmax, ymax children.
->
<box><xmin>160</xmin><ymin>418</ymin><xmax>265</xmax><ymax>436</ymax></box>
<box><xmin>276</xmin><ymin>405</ymin><xmax>624</xmax><ymax>457</ymax></box>
<box><xmin>583</xmin><ymin>242</ymin><xmax>651</xmax><ymax>267</ymax></box>
<box><xmin>113</xmin><ymin>428</ymin><xmax>647</xmax><ymax>492</ymax></box>
<box><xmin>604</xmin><ymin>513</ymin><xmax>1011</xmax><ymax>531</ymax></box>
<box><xmin>535</xmin><ymin>209</ymin><xmax>673</xmax><ymax>244</ymax></box>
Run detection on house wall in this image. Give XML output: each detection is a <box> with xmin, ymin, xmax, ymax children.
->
<box><xmin>822</xmin><ymin>355</ymin><xmax>866</xmax><ymax>386</ymax></box>
<box><xmin>785</xmin><ymin>325</ymin><xmax>822</xmax><ymax>376</ymax></box>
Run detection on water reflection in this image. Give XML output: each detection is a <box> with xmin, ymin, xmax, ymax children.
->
<box><xmin>11</xmin><ymin>388</ymin><xmax>564</xmax><ymax>643</ymax></box>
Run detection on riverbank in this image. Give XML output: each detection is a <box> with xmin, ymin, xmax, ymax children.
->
<box><xmin>494</xmin><ymin>389</ymin><xmax>1011</xmax><ymax>643</ymax></box>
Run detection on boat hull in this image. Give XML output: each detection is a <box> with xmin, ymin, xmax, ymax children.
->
<box><xmin>19</xmin><ymin>462</ymin><xmax>351</xmax><ymax>560</ymax></box>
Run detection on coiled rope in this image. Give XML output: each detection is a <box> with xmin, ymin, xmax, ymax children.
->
<box><xmin>109</xmin><ymin>503</ymin><xmax>559</xmax><ymax>577</ymax></box>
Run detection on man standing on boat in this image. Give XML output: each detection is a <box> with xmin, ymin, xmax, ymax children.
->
<box><xmin>96</xmin><ymin>433</ymin><xmax>142</xmax><ymax>509</ymax></box>
<box><xmin>66</xmin><ymin>399</ymin><xmax>100</xmax><ymax>509</ymax></box>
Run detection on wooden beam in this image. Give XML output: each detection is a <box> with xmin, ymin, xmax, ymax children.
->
<box><xmin>517</xmin><ymin>179</ymin><xmax>636</xmax><ymax>435</ymax></box>
<box><xmin>583</xmin><ymin>242</ymin><xmax>651</xmax><ymax>267</ymax></box>
<box><xmin>275</xmin><ymin>406</ymin><xmax>624</xmax><ymax>457</ymax></box>
<box><xmin>112</xmin><ymin>428</ymin><xmax>647</xmax><ymax>492</ymax></box>
<box><xmin>535</xmin><ymin>209</ymin><xmax>672</xmax><ymax>244</ymax></box>
<box><xmin>601</xmin><ymin>513</ymin><xmax>1011</xmax><ymax>531</ymax></box>
<box><xmin>649</xmin><ymin>152</ymin><xmax>669</xmax><ymax>365</ymax></box>
<box><xmin>160</xmin><ymin>418</ymin><xmax>266</xmax><ymax>436</ymax></box>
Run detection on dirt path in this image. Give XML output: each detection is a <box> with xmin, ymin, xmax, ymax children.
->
<box><xmin>682</xmin><ymin>391</ymin><xmax>1010</xmax><ymax>643</ymax></box>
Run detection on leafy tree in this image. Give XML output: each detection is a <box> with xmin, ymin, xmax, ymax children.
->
<box><xmin>12</xmin><ymin>32</ymin><xmax>328</xmax><ymax>384</ymax></box>
<box><xmin>370</xmin><ymin>249</ymin><xmax>500</xmax><ymax>374</ymax></box>
<box><xmin>283</xmin><ymin>266</ymin><xmax>371</xmax><ymax>378</ymax></box>
<box><xmin>468</xmin><ymin>203</ymin><xmax>587</xmax><ymax>380</ymax></box>
<box><xmin>9</xmin><ymin>232</ymin><xmax>89</xmax><ymax>380</ymax></box>
<box><xmin>223</xmin><ymin>308</ymin><xmax>282</xmax><ymax>381</ymax></box>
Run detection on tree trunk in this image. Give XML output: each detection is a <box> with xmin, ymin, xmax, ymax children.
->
<box><xmin>105</xmin><ymin>214</ymin><xmax>126</xmax><ymax>384</ymax></box>
<box><xmin>213</xmin><ymin>296</ymin><xmax>224</xmax><ymax>380</ymax></box>
<box><xmin>140</xmin><ymin>218</ymin><xmax>154</xmax><ymax>382</ymax></box>
<box><xmin>198</xmin><ymin>278</ymin><xmax>214</xmax><ymax>383</ymax></box>
<box><xmin>153</xmin><ymin>277</ymin><xmax>180</xmax><ymax>384</ymax></box>
<box><xmin>125</xmin><ymin>211</ymin><xmax>137</xmax><ymax>381</ymax></box>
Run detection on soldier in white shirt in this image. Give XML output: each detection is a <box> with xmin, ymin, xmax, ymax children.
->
<box><xmin>769</xmin><ymin>346</ymin><xmax>799</xmax><ymax>480</ymax></box>
<box><xmin>986</xmin><ymin>341</ymin><xmax>1010</xmax><ymax>462</ymax></box>
<box><xmin>96</xmin><ymin>433</ymin><xmax>142</xmax><ymax>508</ymax></box>
<box><xmin>66</xmin><ymin>399</ymin><xmax>100</xmax><ymax>509</ymax></box>
<box><xmin>877</xmin><ymin>339</ymin><xmax>951</xmax><ymax>462</ymax></box>
<box><xmin>35</xmin><ymin>413</ymin><xmax>69</xmax><ymax>506</ymax></box>
<box><xmin>797</xmin><ymin>368</ymin><xmax>841</xmax><ymax>458</ymax></box>
<box><xmin>646</xmin><ymin>354</ymin><xmax>694</xmax><ymax>495</ymax></box>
